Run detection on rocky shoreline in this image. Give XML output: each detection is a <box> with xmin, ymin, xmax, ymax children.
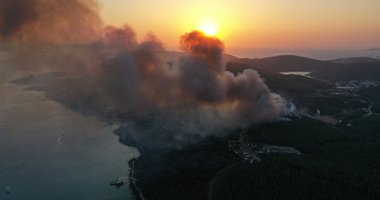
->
<box><xmin>128</xmin><ymin>158</ymin><xmax>145</xmax><ymax>200</ymax></box>
<box><xmin>9</xmin><ymin>75</ymin><xmax>143</xmax><ymax>200</ymax></box>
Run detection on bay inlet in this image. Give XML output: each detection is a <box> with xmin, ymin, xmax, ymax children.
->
<box><xmin>0</xmin><ymin>70</ymin><xmax>139</xmax><ymax>199</ymax></box>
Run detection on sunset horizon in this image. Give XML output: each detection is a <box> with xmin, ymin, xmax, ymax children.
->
<box><xmin>101</xmin><ymin>0</ymin><xmax>380</xmax><ymax>55</ymax></box>
<box><xmin>1</xmin><ymin>1</ymin><xmax>380</xmax><ymax>200</ymax></box>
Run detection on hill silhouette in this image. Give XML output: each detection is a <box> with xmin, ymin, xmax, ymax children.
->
<box><xmin>230</xmin><ymin>55</ymin><xmax>380</xmax><ymax>81</ymax></box>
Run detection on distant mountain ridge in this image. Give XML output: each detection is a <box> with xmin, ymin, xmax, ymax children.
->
<box><xmin>159</xmin><ymin>51</ymin><xmax>380</xmax><ymax>82</ymax></box>
<box><xmin>312</xmin><ymin>62</ymin><xmax>380</xmax><ymax>81</ymax></box>
<box><xmin>229</xmin><ymin>55</ymin><xmax>380</xmax><ymax>82</ymax></box>
<box><xmin>226</xmin><ymin>62</ymin><xmax>331</xmax><ymax>93</ymax></box>
<box><xmin>232</xmin><ymin>55</ymin><xmax>338</xmax><ymax>73</ymax></box>
<box><xmin>366</xmin><ymin>48</ymin><xmax>380</xmax><ymax>51</ymax></box>
<box><xmin>329</xmin><ymin>57</ymin><xmax>380</xmax><ymax>64</ymax></box>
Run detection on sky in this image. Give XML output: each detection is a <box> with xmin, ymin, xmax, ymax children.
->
<box><xmin>100</xmin><ymin>0</ymin><xmax>380</xmax><ymax>54</ymax></box>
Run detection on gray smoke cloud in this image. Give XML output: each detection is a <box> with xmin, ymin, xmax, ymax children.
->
<box><xmin>1</xmin><ymin>1</ymin><xmax>285</xmax><ymax>147</ymax></box>
<box><xmin>0</xmin><ymin>0</ymin><xmax>102</xmax><ymax>43</ymax></box>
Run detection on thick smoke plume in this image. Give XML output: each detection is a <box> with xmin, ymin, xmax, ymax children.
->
<box><xmin>0</xmin><ymin>0</ymin><xmax>102</xmax><ymax>43</ymax></box>
<box><xmin>1</xmin><ymin>1</ymin><xmax>285</xmax><ymax>147</ymax></box>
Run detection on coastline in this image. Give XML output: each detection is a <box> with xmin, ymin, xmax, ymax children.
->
<box><xmin>128</xmin><ymin>158</ymin><xmax>145</xmax><ymax>200</ymax></box>
<box><xmin>42</xmin><ymin>88</ymin><xmax>145</xmax><ymax>200</ymax></box>
<box><xmin>41</xmin><ymin>89</ymin><xmax>146</xmax><ymax>200</ymax></box>
<box><xmin>1</xmin><ymin>79</ymin><xmax>138</xmax><ymax>199</ymax></box>
<box><xmin>5</xmin><ymin>74</ymin><xmax>140</xmax><ymax>199</ymax></box>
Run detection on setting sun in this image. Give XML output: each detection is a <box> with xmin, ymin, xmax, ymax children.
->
<box><xmin>198</xmin><ymin>22</ymin><xmax>218</xmax><ymax>36</ymax></box>
<box><xmin>2</xmin><ymin>1</ymin><xmax>380</xmax><ymax>200</ymax></box>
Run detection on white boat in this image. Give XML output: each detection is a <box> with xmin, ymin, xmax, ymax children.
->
<box><xmin>110</xmin><ymin>177</ymin><xmax>124</xmax><ymax>187</ymax></box>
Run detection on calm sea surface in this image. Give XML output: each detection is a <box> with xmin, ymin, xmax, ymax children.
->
<box><xmin>0</xmin><ymin>53</ymin><xmax>138</xmax><ymax>200</ymax></box>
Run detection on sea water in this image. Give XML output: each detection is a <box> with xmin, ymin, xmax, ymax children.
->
<box><xmin>0</xmin><ymin>53</ymin><xmax>138</xmax><ymax>200</ymax></box>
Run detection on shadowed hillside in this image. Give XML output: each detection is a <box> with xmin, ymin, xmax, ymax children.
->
<box><xmin>231</xmin><ymin>55</ymin><xmax>380</xmax><ymax>82</ymax></box>
<box><xmin>233</xmin><ymin>55</ymin><xmax>338</xmax><ymax>73</ymax></box>
<box><xmin>312</xmin><ymin>62</ymin><xmax>380</xmax><ymax>81</ymax></box>
<box><xmin>226</xmin><ymin>62</ymin><xmax>331</xmax><ymax>93</ymax></box>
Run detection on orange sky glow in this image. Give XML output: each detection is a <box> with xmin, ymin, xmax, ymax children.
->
<box><xmin>100</xmin><ymin>0</ymin><xmax>380</xmax><ymax>54</ymax></box>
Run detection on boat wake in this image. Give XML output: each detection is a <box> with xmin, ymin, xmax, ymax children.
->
<box><xmin>57</xmin><ymin>134</ymin><xmax>64</xmax><ymax>145</ymax></box>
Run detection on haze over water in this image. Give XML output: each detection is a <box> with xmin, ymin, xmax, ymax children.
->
<box><xmin>0</xmin><ymin>52</ymin><xmax>138</xmax><ymax>200</ymax></box>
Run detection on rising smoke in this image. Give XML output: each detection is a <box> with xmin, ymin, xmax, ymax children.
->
<box><xmin>0</xmin><ymin>0</ymin><xmax>102</xmax><ymax>43</ymax></box>
<box><xmin>1</xmin><ymin>0</ymin><xmax>285</xmax><ymax>147</ymax></box>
